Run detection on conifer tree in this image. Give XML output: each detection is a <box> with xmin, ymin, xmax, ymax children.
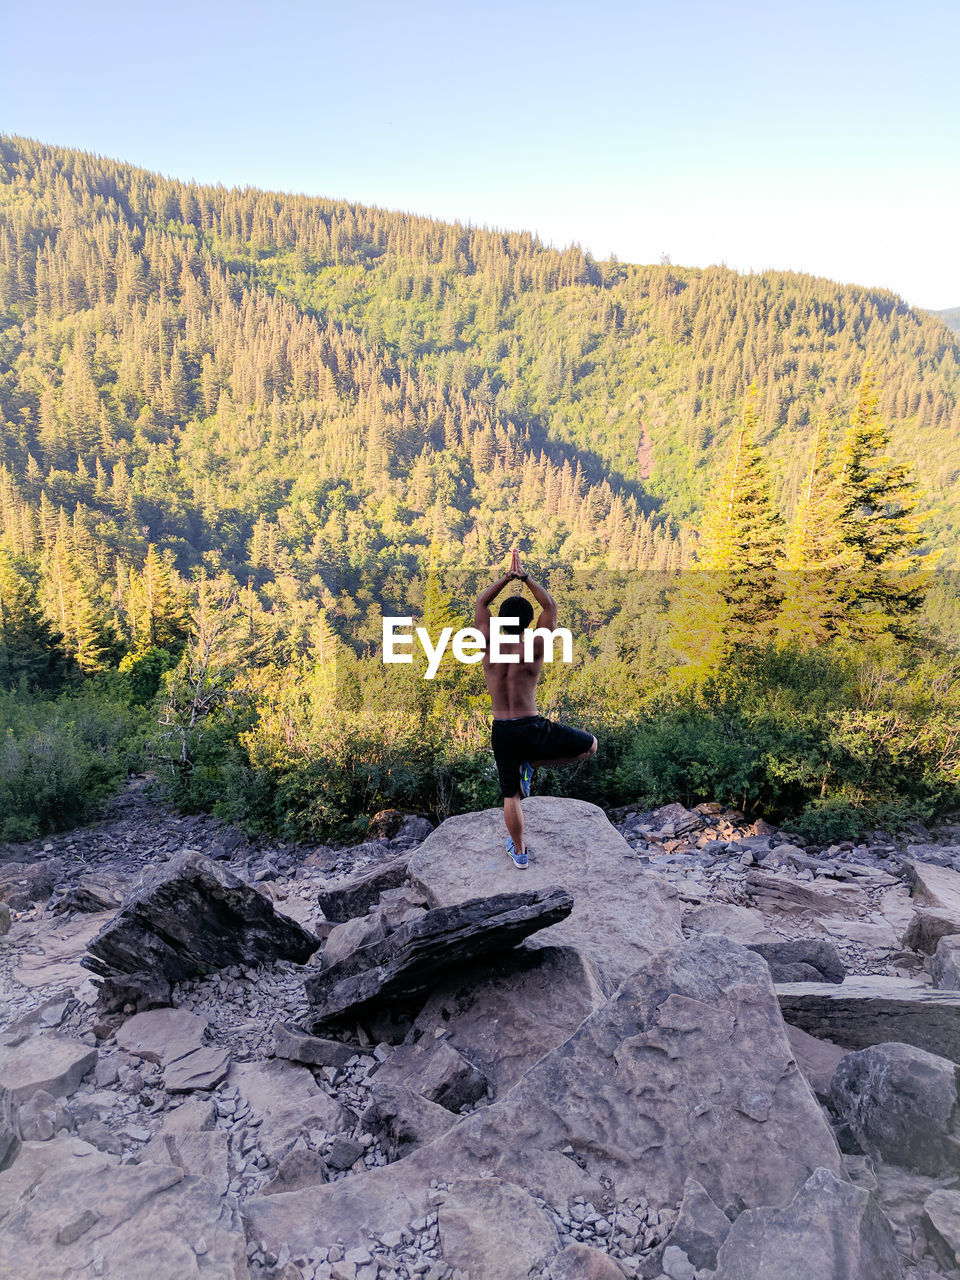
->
<box><xmin>831</xmin><ymin>368</ymin><xmax>933</xmax><ymax>638</ymax></box>
<box><xmin>777</xmin><ymin>413</ymin><xmax>854</xmax><ymax>647</ymax></box>
<box><xmin>0</xmin><ymin>551</ymin><xmax>67</xmax><ymax>688</ymax></box>
<box><xmin>672</xmin><ymin>389</ymin><xmax>783</xmax><ymax>672</ymax></box>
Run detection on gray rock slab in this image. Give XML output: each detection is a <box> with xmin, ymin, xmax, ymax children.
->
<box><xmin>549</xmin><ymin>1243</ymin><xmax>628</xmax><ymax>1278</ymax></box>
<box><xmin>305</xmin><ymin>886</ymin><xmax>574</xmax><ymax>1025</ymax></box>
<box><xmin>407</xmin><ymin>797</ymin><xmax>682</xmax><ymax>993</ymax></box>
<box><xmin>747</xmin><ymin>938</ymin><xmax>845</xmax><ymax>984</ymax></box>
<box><xmin>0</xmin><ymin>856</ymin><xmax>66</xmax><ymax>909</ymax></box>
<box><xmin>245</xmin><ymin>936</ymin><xmax>843</xmax><ymax>1261</ymax></box>
<box><xmin>321</xmin><ymin>911</ymin><xmax>389</xmax><ymax>969</ymax></box>
<box><xmin>923</xmin><ymin>1189</ymin><xmax>960</xmax><ymax>1267</ymax></box>
<box><xmin>116</xmin><ymin>1007</ymin><xmax>208</xmax><ymax>1066</ymax></box>
<box><xmin>785</xmin><ymin>1024</ymin><xmax>849</xmax><ymax>1101</ymax></box>
<box><xmin>83</xmin><ymin>849</ymin><xmax>319</xmax><ymax>1005</ymax></box>
<box><xmin>163</xmin><ymin>1045</ymin><xmax>231</xmax><ymax>1092</ymax></box>
<box><xmin>317</xmin><ymin>853</ymin><xmax>412</xmax><ymax>923</ymax></box>
<box><xmin>362</xmin><ymin>1080</ymin><xmax>456</xmax><ymax>1159</ymax></box>
<box><xmin>639</xmin><ymin>1177</ymin><xmax>731</xmax><ymax>1276</ymax></box>
<box><xmin>777</xmin><ymin>976</ymin><xmax>960</xmax><ymax>1064</ymax></box>
<box><xmin>0</xmin><ymin>1033</ymin><xmax>96</xmax><ymax>1103</ymax></box>
<box><xmin>907</xmin><ymin>862</ymin><xmax>960</xmax><ymax>913</ymax></box>
<box><xmin>743</xmin><ymin>871</ymin><xmax>866</xmax><ymax>919</ymax></box>
<box><xmin>932</xmin><ymin>935</ymin><xmax>960</xmax><ymax>989</ymax></box>
<box><xmin>161</xmin><ymin>1096</ymin><xmax>216</xmax><ymax>1134</ymax></box>
<box><xmin>0</xmin><ymin>1137</ymin><xmax>246</xmax><ymax>1279</ymax></box>
<box><xmin>410</xmin><ymin>943</ymin><xmax>607</xmax><ymax>1094</ymax></box>
<box><xmin>272</xmin><ymin>1021</ymin><xmax>355</xmax><ymax>1068</ymax></box>
<box><xmin>712</xmin><ymin>1166</ymin><xmax>902</xmax><ymax>1280</ymax></box>
<box><xmin>142</xmin><ymin>1129</ymin><xmax>230</xmax><ymax>1195</ymax></box>
<box><xmin>903</xmin><ymin>908</ymin><xmax>960</xmax><ymax>955</ymax></box>
<box><xmin>371</xmin><ymin>1039</ymin><xmax>487</xmax><ymax>1112</ymax></box>
<box><xmin>262</xmin><ymin>1139</ymin><xmax>329</xmax><ymax>1194</ymax></box>
<box><xmin>229</xmin><ymin>1058</ymin><xmax>350</xmax><ymax>1163</ymax></box>
<box><xmin>438</xmin><ymin>1176</ymin><xmax>560</xmax><ymax>1280</ymax></box>
<box><xmin>829</xmin><ymin>1041</ymin><xmax>960</xmax><ymax>1175</ymax></box>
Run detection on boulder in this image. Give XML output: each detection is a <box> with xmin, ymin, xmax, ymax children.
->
<box><xmin>272</xmin><ymin>1022</ymin><xmax>355</xmax><ymax>1068</ymax></box>
<box><xmin>710</xmin><ymin>1166</ymin><xmax>902</xmax><ymax>1280</ymax></box>
<box><xmin>903</xmin><ymin>908</ymin><xmax>960</xmax><ymax>955</ymax></box>
<box><xmin>83</xmin><ymin>850</ymin><xmax>318</xmax><ymax>1007</ymax></box>
<box><xmin>638</xmin><ymin>1177</ymin><xmax>731</xmax><ymax>1276</ymax></box>
<box><xmin>906</xmin><ymin>861</ymin><xmax>960</xmax><ymax>913</ymax></box>
<box><xmin>361</xmin><ymin>1080</ymin><xmax>456</xmax><ymax>1159</ymax></box>
<box><xmin>0</xmin><ymin>1136</ymin><xmax>247</xmax><ymax>1279</ymax></box>
<box><xmin>305</xmin><ymin>887</ymin><xmax>574</xmax><ymax>1026</ymax></box>
<box><xmin>0</xmin><ymin>856</ymin><xmax>66</xmax><ymax>909</ymax></box>
<box><xmin>776</xmin><ymin>976</ymin><xmax>960</xmax><ymax>1064</ymax></box>
<box><xmin>743</xmin><ymin>871</ymin><xmax>864</xmax><ymax>918</ymax></box>
<box><xmin>245</xmin><ymin>936</ymin><xmax>844</xmax><ymax>1263</ymax></box>
<box><xmin>437</xmin><ymin>1176</ymin><xmax>560</xmax><ymax>1280</ymax></box>
<box><xmin>923</xmin><ymin>1189</ymin><xmax>960</xmax><ymax>1268</ymax></box>
<box><xmin>747</xmin><ymin>938</ymin><xmax>845</xmax><ymax>984</ymax></box>
<box><xmin>316</xmin><ymin>852</ymin><xmax>412</xmax><ymax>923</ymax></box>
<box><xmin>407</xmin><ymin>797</ymin><xmax>682</xmax><ymax>994</ymax></box>
<box><xmin>828</xmin><ymin>1042</ymin><xmax>960</xmax><ymax>1176</ymax></box>
<box><xmin>228</xmin><ymin>1059</ymin><xmax>350</xmax><ymax>1164</ymax></box>
<box><xmin>409</xmin><ymin>944</ymin><xmax>607</xmax><ymax>1094</ymax></box>
<box><xmin>0</xmin><ymin>901</ymin><xmax>10</xmax><ymax>935</ymax></box>
<box><xmin>321</xmin><ymin>911</ymin><xmax>389</xmax><ymax>969</ymax></box>
<box><xmin>51</xmin><ymin>875</ymin><xmax>123</xmax><ymax>915</ymax></box>
<box><xmin>370</xmin><ymin>1039</ymin><xmax>488</xmax><ymax>1112</ymax></box>
<box><xmin>261</xmin><ymin>1138</ymin><xmax>329</xmax><ymax>1194</ymax></box>
<box><xmin>17</xmin><ymin>1089</ymin><xmax>73</xmax><ymax>1141</ymax></box>
<box><xmin>931</xmin><ymin>935</ymin><xmax>960</xmax><ymax>989</ymax></box>
<box><xmin>0</xmin><ymin>1033</ymin><xmax>96</xmax><ymax>1103</ymax></box>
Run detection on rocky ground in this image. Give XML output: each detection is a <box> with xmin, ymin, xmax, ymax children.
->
<box><xmin>2</xmin><ymin>778</ymin><xmax>960</xmax><ymax>1280</ymax></box>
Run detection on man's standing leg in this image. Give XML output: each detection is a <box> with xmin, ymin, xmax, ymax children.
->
<box><xmin>503</xmin><ymin>793</ymin><xmax>525</xmax><ymax>860</ymax></box>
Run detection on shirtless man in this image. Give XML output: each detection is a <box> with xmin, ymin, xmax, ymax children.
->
<box><xmin>474</xmin><ymin>549</ymin><xmax>597</xmax><ymax>869</ymax></box>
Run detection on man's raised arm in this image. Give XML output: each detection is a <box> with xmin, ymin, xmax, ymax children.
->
<box><xmin>514</xmin><ymin>555</ymin><xmax>558</xmax><ymax>631</ymax></box>
<box><xmin>474</xmin><ymin>568</ymin><xmax>516</xmax><ymax>635</ymax></box>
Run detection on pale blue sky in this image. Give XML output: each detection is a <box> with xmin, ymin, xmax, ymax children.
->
<box><xmin>2</xmin><ymin>0</ymin><xmax>958</xmax><ymax>308</ymax></box>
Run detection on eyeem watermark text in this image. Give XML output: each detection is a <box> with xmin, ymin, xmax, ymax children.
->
<box><xmin>383</xmin><ymin>617</ymin><xmax>574</xmax><ymax>680</ymax></box>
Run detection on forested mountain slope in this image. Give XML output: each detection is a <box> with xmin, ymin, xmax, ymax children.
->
<box><xmin>1</xmin><ymin>135</ymin><xmax>958</xmax><ymax>667</ymax></box>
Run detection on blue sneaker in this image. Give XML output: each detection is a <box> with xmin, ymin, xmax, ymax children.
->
<box><xmin>519</xmin><ymin>762</ymin><xmax>536</xmax><ymax>798</ymax></box>
<box><xmin>506</xmin><ymin>837</ymin><xmax>529</xmax><ymax>869</ymax></box>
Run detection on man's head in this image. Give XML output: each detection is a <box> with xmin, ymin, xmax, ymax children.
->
<box><xmin>498</xmin><ymin>595</ymin><xmax>535</xmax><ymax>637</ymax></box>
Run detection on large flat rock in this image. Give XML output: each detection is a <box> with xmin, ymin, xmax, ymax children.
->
<box><xmin>246</xmin><ymin>936</ymin><xmax>843</xmax><ymax>1264</ymax></box>
<box><xmin>712</xmin><ymin>1166</ymin><xmax>902</xmax><ymax>1280</ymax></box>
<box><xmin>776</xmin><ymin>976</ymin><xmax>960</xmax><ymax>1064</ymax></box>
<box><xmin>0</xmin><ymin>1033</ymin><xmax>96</xmax><ymax>1103</ymax></box>
<box><xmin>0</xmin><ymin>1137</ymin><xmax>246</xmax><ymax>1279</ymax></box>
<box><xmin>228</xmin><ymin>1059</ymin><xmax>350</xmax><ymax>1163</ymax></box>
<box><xmin>407</xmin><ymin>797</ymin><xmax>682</xmax><ymax>993</ymax></box>
<box><xmin>907</xmin><ymin>861</ymin><xmax>960</xmax><ymax>913</ymax></box>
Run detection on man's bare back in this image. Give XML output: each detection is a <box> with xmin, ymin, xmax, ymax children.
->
<box><xmin>474</xmin><ymin>550</ymin><xmax>597</xmax><ymax>868</ymax></box>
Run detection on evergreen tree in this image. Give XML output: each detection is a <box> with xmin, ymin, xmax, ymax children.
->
<box><xmin>832</xmin><ymin>368</ymin><xmax>934</xmax><ymax>638</ymax></box>
<box><xmin>0</xmin><ymin>551</ymin><xmax>67</xmax><ymax>688</ymax></box>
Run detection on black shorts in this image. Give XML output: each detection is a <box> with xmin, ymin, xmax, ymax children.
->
<box><xmin>491</xmin><ymin>714</ymin><xmax>595</xmax><ymax>799</ymax></box>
